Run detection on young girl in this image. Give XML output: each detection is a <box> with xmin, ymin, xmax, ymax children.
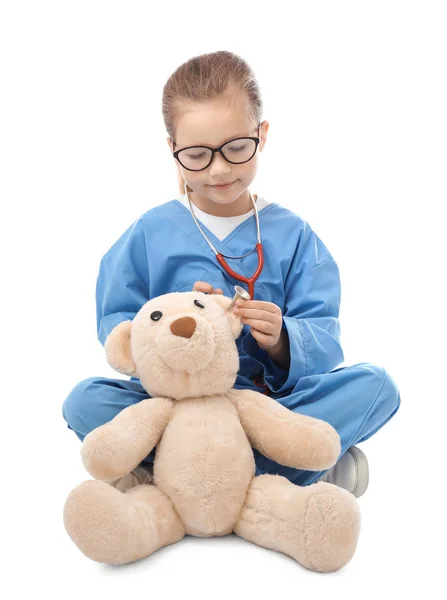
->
<box><xmin>62</xmin><ymin>50</ymin><xmax>401</xmax><ymax>498</ymax></box>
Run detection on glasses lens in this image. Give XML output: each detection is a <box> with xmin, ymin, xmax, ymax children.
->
<box><xmin>222</xmin><ymin>138</ymin><xmax>257</xmax><ymax>163</ymax></box>
<box><xmin>178</xmin><ymin>147</ymin><xmax>212</xmax><ymax>170</ymax></box>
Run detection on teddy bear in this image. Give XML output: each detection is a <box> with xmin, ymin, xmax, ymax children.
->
<box><xmin>63</xmin><ymin>290</ymin><xmax>361</xmax><ymax>573</ymax></box>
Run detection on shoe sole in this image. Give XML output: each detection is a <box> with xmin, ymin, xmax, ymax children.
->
<box><xmin>348</xmin><ymin>446</ymin><xmax>369</xmax><ymax>498</ymax></box>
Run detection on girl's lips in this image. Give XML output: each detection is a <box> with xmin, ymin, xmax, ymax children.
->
<box><xmin>210</xmin><ymin>180</ymin><xmax>236</xmax><ymax>189</ymax></box>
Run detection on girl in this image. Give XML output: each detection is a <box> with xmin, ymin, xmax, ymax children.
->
<box><xmin>62</xmin><ymin>50</ymin><xmax>401</xmax><ymax>498</ymax></box>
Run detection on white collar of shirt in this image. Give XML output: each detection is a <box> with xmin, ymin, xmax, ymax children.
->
<box><xmin>177</xmin><ymin>193</ymin><xmax>269</xmax><ymax>241</ymax></box>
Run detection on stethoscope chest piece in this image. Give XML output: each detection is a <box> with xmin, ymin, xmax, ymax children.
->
<box><xmin>228</xmin><ymin>285</ymin><xmax>251</xmax><ymax>312</ymax></box>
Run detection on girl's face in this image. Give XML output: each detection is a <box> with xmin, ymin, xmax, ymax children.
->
<box><xmin>167</xmin><ymin>95</ymin><xmax>269</xmax><ymax>212</ymax></box>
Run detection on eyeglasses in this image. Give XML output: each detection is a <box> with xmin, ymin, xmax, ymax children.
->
<box><xmin>172</xmin><ymin>123</ymin><xmax>261</xmax><ymax>172</ymax></box>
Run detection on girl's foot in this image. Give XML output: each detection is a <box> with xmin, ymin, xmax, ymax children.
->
<box><xmin>107</xmin><ymin>464</ymin><xmax>153</xmax><ymax>493</ymax></box>
<box><xmin>318</xmin><ymin>446</ymin><xmax>369</xmax><ymax>498</ymax></box>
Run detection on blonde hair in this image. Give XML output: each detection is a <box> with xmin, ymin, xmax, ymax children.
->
<box><xmin>162</xmin><ymin>50</ymin><xmax>263</xmax><ymax>196</ymax></box>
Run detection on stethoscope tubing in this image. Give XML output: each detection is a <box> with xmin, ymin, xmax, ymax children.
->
<box><xmin>216</xmin><ymin>243</ymin><xmax>264</xmax><ymax>299</ymax></box>
<box><xmin>186</xmin><ymin>187</ymin><xmax>264</xmax><ymax>297</ymax></box>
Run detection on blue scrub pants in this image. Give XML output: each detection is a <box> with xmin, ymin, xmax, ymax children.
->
<box><xmin>62</xmin><ymin>362</ymin><xmax>401</xmax><ymax>486</ymax></box>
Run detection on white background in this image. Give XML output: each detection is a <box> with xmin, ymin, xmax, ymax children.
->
<box><xmin>1</xmin><ymin>1</ymin><xmax>446</xmax><ymax>598</ymax></box>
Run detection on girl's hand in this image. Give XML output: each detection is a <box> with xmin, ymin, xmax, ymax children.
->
<box><xmin>232</xmin><ymin>299</ymin><xmax>283</xmax><ymax>351</ymax></box>
<box><xmin>193</xmin><ymin>281</ymin><xmax>224</xmax><ymax>295</ymax></box>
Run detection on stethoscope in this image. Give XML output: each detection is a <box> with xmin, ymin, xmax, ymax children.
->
<box><xmin>184</xmin><ymin>183</ymin><xmax>264</xmax><ymax>299</ymax></box>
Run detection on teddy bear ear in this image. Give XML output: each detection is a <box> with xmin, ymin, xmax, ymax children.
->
<box><xmin>104</xmin><ymin>320</ymin><xmax>137</xmax><ymax>376</ymax></box>
<box><xmin>210</xmin><ymin>293</ymin><xmax>244</xmax><ymax>339</ymax></box>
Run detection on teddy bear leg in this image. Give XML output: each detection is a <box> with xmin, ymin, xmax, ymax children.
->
<box><xmin>63</xmin><ymin>480</ymin><xmax>185</xmax><ymax>565</ymax></box>
<box><xmin>233</xmin><ymin>474</ymin><xmax>360</xmax><ymax>573</ymax></box>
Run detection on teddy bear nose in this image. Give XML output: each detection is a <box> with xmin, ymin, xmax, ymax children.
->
<box><xmin>170</xmin><ymin>316</ymin><xmax>197</xmax><ymax>339</ymax></box>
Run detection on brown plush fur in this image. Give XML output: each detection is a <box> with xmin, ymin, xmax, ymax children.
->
<box><xmin>63</xmin><ymin>291</ymin><xmax>361</xmax><ymax>572</ymax></box>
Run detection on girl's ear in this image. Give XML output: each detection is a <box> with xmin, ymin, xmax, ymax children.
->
<box><xmin>211</xmin><ymin>293</ymin><xmax>244</xmax><ymax>340</ymax></box>
<box><xmin>104</xmin><ymin>321</ymin><xmax>137</xmax><ymax>376</ymax></box>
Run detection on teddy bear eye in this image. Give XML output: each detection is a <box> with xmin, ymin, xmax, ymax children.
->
<box><xmin>194</xmin><ymin>299</ymin><xmax>205</xmax><ymax>309</ymax></box>
<box><xmin>150</xmin><ymin>310</ymin><xmax>163</xmax><ymax>321</ymax></box>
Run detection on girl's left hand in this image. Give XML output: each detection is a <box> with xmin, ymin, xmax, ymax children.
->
<box><xmin>232</xmin><ymin>299</ymin><xmax>283</xmax><ymax>351</ymax></box>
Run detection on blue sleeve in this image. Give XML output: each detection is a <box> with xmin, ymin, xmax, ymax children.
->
<box><xmin>96</xmin><ymin>217</ymin><xmax>150</xmax><ymax>346</ymax></box>
<box><xmin>242</xmin><ymin>220</ymin><xmax>344</xmax><ymax>395</ymax></box>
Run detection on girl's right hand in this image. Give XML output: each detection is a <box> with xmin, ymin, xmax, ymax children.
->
<box><xmin>193</xmin><ymin>281</ymin><xmax>224</xmax><ymax>295</ymax></box>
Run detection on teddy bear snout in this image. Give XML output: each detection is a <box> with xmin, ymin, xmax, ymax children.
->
<box><xmin>156</xmin><ymin>314</ymin><xmax>215</xmax><ymax>375</ymax></box>
<box><xmin>170</xmin><ymin>316</ymin><xmax>197</xmax><ymax>339</ymax></box>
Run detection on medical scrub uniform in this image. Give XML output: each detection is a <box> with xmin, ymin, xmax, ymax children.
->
<box><xmin>62</xmin><ymin>194</ymin><xmax>401</xmax><ymax>486</ymax></box>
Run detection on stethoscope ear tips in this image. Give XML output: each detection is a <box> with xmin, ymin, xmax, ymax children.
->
<box><xmin>228</xmin><ymin>285</ymin><xmax>251</xmax><ymax>312</ymax></box>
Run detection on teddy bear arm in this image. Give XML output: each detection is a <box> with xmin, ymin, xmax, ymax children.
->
<box><xmin>231</xmin><ymin>389</ymin><xmax>341</xmax><ymax>471</ymax></box>
<box><xmin>81</xmin><ymin>396</ymin><xmax>173</xmax><ymax>480</ymax></box>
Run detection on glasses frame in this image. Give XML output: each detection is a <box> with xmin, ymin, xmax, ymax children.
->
<box><xmin>172</xmin><ymin>123</ymin><xmax>261</xmax><ymax>172</ymax></box>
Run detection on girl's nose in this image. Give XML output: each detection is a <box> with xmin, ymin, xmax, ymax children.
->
<box><xmin>209</xmin><ymin>152</ymin><xmax>231</xmax><ymax>173</ymax></box>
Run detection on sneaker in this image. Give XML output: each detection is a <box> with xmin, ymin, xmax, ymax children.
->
<box><xmin>107</xmin><ymin>464</ymin><xmax>154</xmax><ymax>493</ymax></box>
<box><xmin>318</xmin><ymin>446</ymin><xmax>369</xmax><ymax>498</ymax></box>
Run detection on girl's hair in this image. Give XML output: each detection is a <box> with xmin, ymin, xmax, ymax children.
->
<box><xmin>162</xmin><ymin>50</ymin><xmax>263</xmax><ymax>196</ymax></box>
